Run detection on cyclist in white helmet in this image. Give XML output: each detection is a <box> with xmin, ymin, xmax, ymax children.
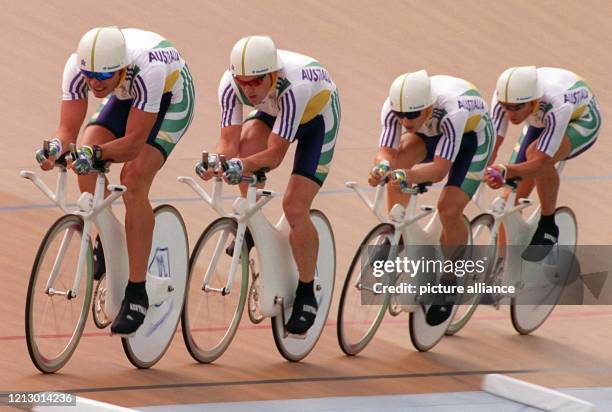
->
<box><xmin>369</xmin><ymin>70</ymin><xmax>495</xmax><ymax>326</ymax></box>
<box><xmin>485</xmin><ymin>66</ymin><xmax>601</xmax><ymax>261</ymax></box>
<box><xmin>195</xmin><ymin>35</ymin><xmax>341</xmax><ymax>336</ymax></box>
<box><xmin>35</xmin><ymin>26</ymin><xmax>196</xmax><ymax>336</ymax></box>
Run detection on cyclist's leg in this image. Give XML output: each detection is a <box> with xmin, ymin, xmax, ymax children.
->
<box><xmin>238</xmin><ymin>111</ymin><xmax>274</xmax><ymax>197</ymax></box>
<box><xmin>497</xmin><ymin>125</ymin><xmax>542</xmax><ymax>251</ymax></box>
<box><xmin>113</xmin><ymin>69</ymin><xmax>195</xmax><ymax>334</ymax></box>
<box><xmin>78</xmin><ymin>95</ymin><xmax>132</xmax><ymax>193</ymax></box>
<box><xmin>534</xmin><ymin>98</ymin><xmax>602</xmax><ymax>215</ymax></box>
<box><xmin>505</xmin><ymin>124</ymin><xmax>543</xmax><ymax>204</ymax></box>
<box><xmin>426</xmin><ymin>131</ymin><xmax>480</xmax><ymax>326</ymax></box>
<box><xmin>388</xmin><ymin>133</ymin><xmax>429</xmax><ymax>211</ymax></box>
<box><xmin>284</xmin><ymin>92</ymin><xmax>340</xmax><ymax>334</ymax></box>
<box><xmin>438</xmin><ymin>131</ymin><xmax>480</xmax><ymax>250</ymax></box>
<box><xmin>522</xmin><ymin>99</ymin><xmax>601</xmax><ymax>261</ymax></box>
<box><xmin>527</xmin><ymin>138</ymin><xmax>570</xmax><ymax>215</ymax></box>
<box><xmin>285</xmin><ymin>113</ymin><xmax>331</xmax><ymax>283</ymax></box>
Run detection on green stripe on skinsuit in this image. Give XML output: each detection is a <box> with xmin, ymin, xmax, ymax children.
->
<box><xmin>317</xmin><ymin>92</ymin><xmax>340</xmax><ymax>167</ymax></box>
<box><xmin>167</xmin><ymin>67</ymin><xmax>194</xmax><ymax>113</ymax></box>
<box><xmin>161</xmin><ymin>79</ymin><xmax>195</xmax><ymax>132</ymax></box>
<box><xmin>153</xmin><ymin>40</ymin><xmax>174</xmax><ymax>49</ymax></box>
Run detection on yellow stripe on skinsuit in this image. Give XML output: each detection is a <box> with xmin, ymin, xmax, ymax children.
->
<box><xmin>316</xmin><ymin>164</ymin><xmax>330</xmax><ymax>174</ymax></box>
<box><xmin>571</xmin><ymin>106</ymin><xmax>587</xmax><ymax>121</ymax></box>
<box><xmin>463</xmin><ymin>115</ymin><xmax>482</xmax><ymax>133</ymax></box>
<box><xmin>164</xmin><ymin>70</ymin><xmax>180</xmax><ymax>93</ymax></box>
<box><xmin>300</xmin><ymin>90</ymin><xmax>331</xmax><ymax>124</ymax></box>
<box><xmin>157</xmin><ymin>131</ymin><xmax>173</xmax><ymax>143</ymax></box>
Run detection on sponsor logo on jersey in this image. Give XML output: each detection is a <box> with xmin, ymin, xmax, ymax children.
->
<box><xmin>457</xmin><ymin>98</ymin><xmax>485</xmax><ymax>111</ymax></box>
<box><xmin>301</xmin><ymin>67</ymin><xmax>332</xmax><ymax>83</ymax></box>
<box><xmin>148</xmin><ymin>49</ymin><xmax>181</xmax><ymax>64</ymax></box>
<box><xmin>564</xmin><ymin>88</ymin><xmax>589</xmax><ymax>105</ymax></box>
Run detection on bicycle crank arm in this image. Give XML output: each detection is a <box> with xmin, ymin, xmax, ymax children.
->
<box><xmin>274</xmin><ymin>296</ymin><xmax>289</xmax><ymax>338</ymax></box>
<box><xmin>203</xmin><ymin>285</ymin><xmax>229</xmax><ymax>295</ymax></box>
<box><xmin>45</xmin><ymin>288</ymin><xmax>69</xmax><ymax>297</ymax></box>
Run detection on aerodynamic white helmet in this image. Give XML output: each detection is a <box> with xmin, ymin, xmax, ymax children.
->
<box><xmin>77</xmin><ymin>26</ymin><xmax>128</xmax><ymax>73</ymax></box>
<box><xmin>229</xmin><ymin>35</ymin><xmax>282</xmax><ymax>76</ymax></box>
<box><xmin>388</xmin><ymin>70</ymin><xmax>435</xmax><ymax>112</ymax></box>
<box><xmin>496</xmin><ymin>66</ymin><xmax>543</xmax><ymax>103</ymax></box>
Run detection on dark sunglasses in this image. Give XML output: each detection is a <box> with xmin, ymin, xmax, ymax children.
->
<box><xmin>81</xmin><ymin>70</ymin><xmax>116</xmax><ymax>81</ymax></box>
<box><xmin>392</xmin><ymin>110</ymin><xmax>422</xmax><ymax>120</ymax></box>
<box><xmin>233</xmin><ymin>74</ymin><xmax>267</xmax><ymax>88</ymax></box>
<box><xmin>500</xmin><ymin>102</ymin><xmax>527</xmax><ymax>112</ymax></box>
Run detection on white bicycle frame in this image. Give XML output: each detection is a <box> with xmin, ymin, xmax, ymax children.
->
<box><xmin>476</xmin><ymin>161</ymin><xmax>567</xmax><ymax>300</ymax></box>
<box><xmin>21</xmin><ymin>167</ymin><xmax>128</xmax><ymax>318</ymax></box>
<box><xmin>346</xmin><ymin>181</ymin><xmax>442</xmax><ymax>309</ymax></box>
<box><xmin>179</xmin><ymin>175</ymin><xmax>298</xmax><ymax>318</ymax></box>
<box><xmin>22</xmin><ymin>166</ymin><xmax>172</xmax><ymax>320</ymax></box>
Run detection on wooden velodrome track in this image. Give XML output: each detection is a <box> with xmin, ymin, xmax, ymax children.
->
<box><xmin>2</xmin><ymin>1</ymin><xmax>612</xmax><ymax>409</ymax></box>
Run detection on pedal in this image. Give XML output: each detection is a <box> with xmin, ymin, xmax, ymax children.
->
<box><xmin>388</xmin><ymin>304</ymin><xmax>401</xmax><ymax>316</ymax></box>
<box><xmin>400</xmin><ymin>304</ymin><xmax>418</xmax><ymax>312</ymax></box>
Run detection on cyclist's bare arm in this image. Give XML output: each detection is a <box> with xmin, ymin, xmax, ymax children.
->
<box><xmin>373</xmin><ymin>147</ymin><xmax>396</xmax><ymax>165</ymax></box>
<box><xmin>97</xmin><ymin>107</ymin><xmax>157</xmax><ymax>162</ymax></box>
<box><xmin>488</xmin><ymin>134</ymin><xmax>504</xmax><ymax>165</ymax></box>
<box><xmin>215</xmin><ymin>125</ymin><xmax>242</xmax><ymax>157</ymax></box>
<box><xmin>38</xmin><ymin>99</ymin><xmax>87</xmax><ymax>170</ymax></box>
<box><xmin>241</xmin><ymin>132</ymin><xmax>289</xmax><ymax>173</ymax></box>
<box><xmin>409</xmin><ymin>156</ymin><xmax>452</xmax><ymax>184</ymax></box>
<box><xmin>505</xmin><ymin>149</ymin><xmax>554</xmax><ymax>179</ymax></box>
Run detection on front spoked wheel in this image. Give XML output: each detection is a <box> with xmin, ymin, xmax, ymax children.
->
<box><xmin>337</xmin><ymin>222</ymin><xmax>393</xmax><ymax>356</ymax></box>
<box><xmin>123</xmin><ymin>205</ymin><xmax>189</xmax><ymax>368</ymax></box>
<box><xmin>511</xmin><ymin>207</ymin><xmax>577</xmax><ymax>335</ymax></box>
<box><xmin>272</xmin><ymin>210</ymin><xmax>336</xmax><ymax>361</ymax></box>
<box><xmin>25</xmin><ymin>214</ymin><xmax>93</xmax><ymax>373</ymax></box>
<box><xmin>181</xmin><ymin>216</ymin><xmax>248</xmax><ymax>363</ymax></box>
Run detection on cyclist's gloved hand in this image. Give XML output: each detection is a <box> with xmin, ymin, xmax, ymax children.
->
<box><xmin>72</xmin><ymin>146</ymin><xmax>95</xmax><ymax>176</ymax></box>
<box><xmin>223</xmin><ymin>158</ymin><xmax>244</xmax><ymax>185</ymax></box>
<box><xmin>368</xmin><ymin>160</ymin><xmax>390</xmax><ymax>187</ymax></box>
<box><xmin>484</xmin><ymin>164</ymin><xmax>506</xmax><ymax>189</ymax></box>
<box><xmin>195</xmin><ymin>160</ymin><xmax>207</xmax><ymax>179</ymax></box>
<box><xmin>390</xmin><ymin>169</ymin><xmax>411</xmax><ymax>193</ymax></box>
<box><xmin>195</xmin><ymin>154</ymin><xmax>220</xmax><ymax>181</ymax></box>
<box><xmin>35</xmin><ymin>138</ymin><xmax>62</xmax><ymax>170</ymax></box>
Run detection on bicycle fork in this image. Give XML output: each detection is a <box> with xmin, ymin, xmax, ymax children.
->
<box><xmin>200</xmin><ymin>221</ymin><xmax>246</xmax><ymax>296</ymax></box>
